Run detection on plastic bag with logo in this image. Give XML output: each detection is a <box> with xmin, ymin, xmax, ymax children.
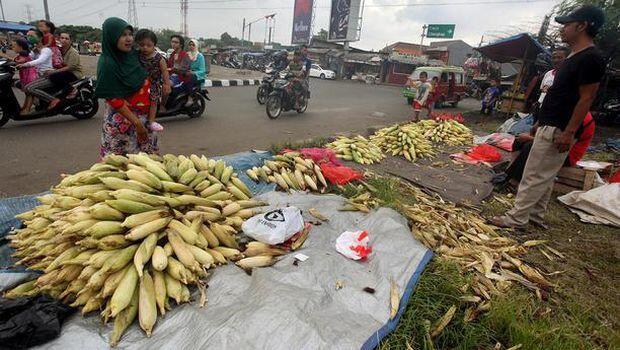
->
<box><xmin>241</xmin><ymin>207</ymin><xmax>305</xmax><ymax>245</ymax></box>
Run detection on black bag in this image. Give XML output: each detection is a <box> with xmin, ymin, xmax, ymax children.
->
<box><xmin>0</xmin><ymin>295</ymin><xmax>75</xmax><ymax>349</ymax></box>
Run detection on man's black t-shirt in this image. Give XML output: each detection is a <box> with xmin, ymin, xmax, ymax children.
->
<box><xmin>537</xmin><ymin>47</ymin><xmax>605</xmax><ymax>131</ymax></box>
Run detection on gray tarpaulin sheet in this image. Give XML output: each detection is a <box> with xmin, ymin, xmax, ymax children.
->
<box><xmin>2</xmin><ymin>191</ymin><xmax>432</xmax><ymax>350</ymax></box>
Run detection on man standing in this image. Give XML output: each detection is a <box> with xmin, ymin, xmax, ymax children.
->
<box><xmin>48</xmin><ymin>32</ymin><xmax>84</xmax><ymax>109</ymax></box>
<box><xmin>491</xmin><ymin>5</ymin><xmax>606</xmax><ymax>229</ymax></box>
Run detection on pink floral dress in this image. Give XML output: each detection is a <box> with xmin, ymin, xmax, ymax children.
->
<box><xmin>100</xmin><ymin>79</ymin><xmax>159</xmax><ymax>157</ymax></box>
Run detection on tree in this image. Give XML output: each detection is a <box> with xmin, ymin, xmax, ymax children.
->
<box><xmin>155</xmin><ymin>28</ymin><xmax>184</xmax><ymax>50</ymax></box>
<box><xmin>57</xmin><ymin>25</ymin><xmax>102</xmax><ymax>43</ymax></box>
<box><xmin>556</xmin><ymin>0</ymin><xmax>619</xmax><ymax>65</ymax></box>
<box><xmin>220</xmin><ymin>32</ymin><xmax>238</xmax><ymax>47</ymax></box>
<box><xmin>316</xmin><ymin>28</ymin><xmax>328</xmax><ymax>41</ymax></box>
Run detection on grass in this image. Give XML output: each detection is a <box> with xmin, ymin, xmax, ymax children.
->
<box><xmin>269</xmin><ymin>137</ymin><xmax>330</xmax><ymax>154</ymax></box>
<box><xmin>334</xmin><ymin>176</ymin><xmax>619</xmax><ymax>349</ymax></box>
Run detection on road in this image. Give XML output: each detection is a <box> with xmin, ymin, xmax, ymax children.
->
<box><xmin>0</xmin><ymin>79</ymin><xmax>476</xmax><ymax>196</ymax></box>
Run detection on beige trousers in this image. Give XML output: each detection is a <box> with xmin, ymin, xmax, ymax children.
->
<box><xmin>505</xmin><ymin>126</ymin><xmax>570</xmax><ymax>226</ymax></box>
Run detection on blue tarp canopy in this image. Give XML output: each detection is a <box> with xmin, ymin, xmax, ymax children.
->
<box><xmin>0</xmin><ymin>21</ymin><xmax>34</xmax><ymax>33</ymax></box>
<box><xmin>475</xmin><ymin>33</ymin><xmax>549</xmax><ymax>63</ymax></box>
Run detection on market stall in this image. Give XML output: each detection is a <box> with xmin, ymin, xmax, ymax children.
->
<box><xmin>475</xmin><ymin>33</ymin><xmax>549</xmax><ymax>114</ymax></box>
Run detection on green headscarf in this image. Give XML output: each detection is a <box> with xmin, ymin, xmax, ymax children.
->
<box><xmin>94</xmin><ymin>17</ymin><xmax>147</xmax><ymax>98</ymax></box>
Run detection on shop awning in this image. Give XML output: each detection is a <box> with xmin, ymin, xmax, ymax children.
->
<box><xmin>475</xmin><ymin>33</ymin><xmax>549</xmax><ymax>63</ymax></box>
<box><xmin>0</xmin><ymin>21</ymin><xmax>34</xmax><ymax>33</ymax></box>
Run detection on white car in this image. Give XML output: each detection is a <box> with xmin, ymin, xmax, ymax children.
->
<box><xmin>309</xmin><ymin>64</ymin><xmax>335</xmax><ymax>79</ymax></box>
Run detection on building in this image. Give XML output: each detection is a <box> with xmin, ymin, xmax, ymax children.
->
<box><xmin>307</xmin><ymin>38</ymin><xmax>371</xmax><ymax>78</ymax></box>
<box><xmin>429</xmin><ymin>40</ymin><xmax>474</xmax><ymax>67</ymax></box>
<box><xmin>379</xmin><ymin>42</ymin><xmax>448</xmax><ymax>85</ymax></box>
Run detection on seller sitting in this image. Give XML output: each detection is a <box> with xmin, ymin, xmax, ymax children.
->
<box><xmin>480</xmin><ymin>79</ymin><xmax>500</xmax><ymax>115</ymax></box>
<box><xmin>506</xmin><ymin>113</ymin><xmax>595</xmax><ymax>186</ymax></box>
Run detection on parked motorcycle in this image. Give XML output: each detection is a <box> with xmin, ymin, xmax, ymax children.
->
<box><xmin>265</xmin><ymin>74</ymin><xmax>308</xmax><ymax>119</ymax></box>
<box><xmin>157</xmin><ymin>80</ymin><xmax>209</xmax><ymax>119</ymax></box>
<box><xmin>0</xmin><ymin>59</ymin><xmax>98</xmax><ymax>128</ymax></box>
<box><xmin>594</xmin><ymin>98</ymin><xmax>620</xmax><ymax>126</ymax></box>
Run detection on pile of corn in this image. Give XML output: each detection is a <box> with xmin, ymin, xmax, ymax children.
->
<box><xmin>3</xmin><ymin>153</ymin><xmax>294</xmax><ymax>346</ymax></box>
<box><xmin>399</xmin><ymin>183</ymin><xmax>554</xmax><ymax>321</ymax></box>
<box><xmin>326</xmin><ymin>135</ymin><xmax>385</xmax><ymax>164</ymax></box>
<box><xmin>246</xmin><ymin>151</ymin><xmax>328</xmax><ymax>192</ymax></box>
<box><xmin>370</xmin><ymin>123</ymin><xmax>434</xmax><ymax>162</ymax></box>
<box><xmin>418</xmin><ymin>120</ymin><xmax>473</xmax><ymax>146</ymax></box>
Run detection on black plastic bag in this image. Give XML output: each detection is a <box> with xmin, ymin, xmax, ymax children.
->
<box><xmin>0</xmin><ymin>295</ymin><xmax>75</xmax><ymax>349</ymax></box>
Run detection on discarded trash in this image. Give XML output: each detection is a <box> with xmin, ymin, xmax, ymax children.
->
<box><xmin>335</xmin><ymin>230</ymin><xmax>372</xmax><ymax>260</ymax></box>
<box><xmin>242</xmin><ymin>207</ymin><xmax>304</xmax><ymax>244</ymax></box>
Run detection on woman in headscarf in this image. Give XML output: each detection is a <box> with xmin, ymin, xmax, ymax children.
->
<box><xmin>95</xmin><ymin>17</ymin><xmax>158</xmax><ymax>157</ymax></box>
<box><xmin>187</xmin><ymin>39</ymin><xmax>206</xmax><ymax>86</ymax></box>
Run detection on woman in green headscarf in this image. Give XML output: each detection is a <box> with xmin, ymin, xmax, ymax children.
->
<box><xmin>96</xmin><ymin>17</ymin><xmax>158</xmax><ymax>157</ymax></box>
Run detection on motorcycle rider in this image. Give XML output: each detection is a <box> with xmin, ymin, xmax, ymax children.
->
<box><xmin>273</xmin><ymin>50</ymin><xmax>289</xmax><ymax>72</ymax></box>
<box><xmin>47</xmin><ymin>32</ymin><xmax>84</xmax><ymax>110</ymax></box>
<box><xmin>300</xmin><ymin>44</ymin><xmax>311</xmax><ymax>95</ymax></box>
<box><xmin>287</xmin><ymin>50</ymin><xmax>306</xmax><ymax>109</ymax></box>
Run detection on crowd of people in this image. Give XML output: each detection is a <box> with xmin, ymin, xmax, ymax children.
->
<box><xmin>95</xmin><ymin>18</ymin><xmax>209</xmax><ymax>156</ymax></box>
<box><xmin>0</xmin><ymin>17</ymin><xmax>209</xmax><ymax>157</ymax></box>
<box><xmin>0</xmin><ymin>20</ymin><xmax>83</xmax><ymax>113</ymax></box>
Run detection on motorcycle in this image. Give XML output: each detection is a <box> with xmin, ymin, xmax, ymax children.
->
<box><xmin>157</xmin><ymin>80</ymin><xmax>209</xmax><ymax>119</ymax></box>
<box><xmin>256</xmin><ymin>70</ymin><xmax>279</xmax><ymax>105</ymax></box>
<box><xmin>265</xmin><ymin>74</ymin><xmax>308</xmax><ymax>119</ymax></box>
<box><xmin>0</xmin><ymin>59</ymin><xmax>99</xmax><ymax>128</ymax></box>
<box><xmin>594</xmin><ymin>98</ymin><xmax>620</xmax><ymax>126</ymax></box>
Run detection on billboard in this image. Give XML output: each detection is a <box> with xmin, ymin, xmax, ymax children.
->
<box><xmin>426</xmin><ymin>24</ymin><xmax>456</xmax><ymax>39</ymax></box>
<box><xmin>291</xmin><ymin>0</ymin><xmax>314</xmax><ymax>44</ymax></box>
<box><xmin>328</xmin><ymin>0</ymin><xmax>362</xmax><ymax>42</ymax></box>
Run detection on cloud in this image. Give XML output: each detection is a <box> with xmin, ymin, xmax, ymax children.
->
<box><xmin>5</xmin><ymin>0</ymin><xmax>559</xmax><ymax>50</ymax></box>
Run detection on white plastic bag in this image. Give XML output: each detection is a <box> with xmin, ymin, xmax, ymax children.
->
<box><xmin>242</xmin><ymin>207</ymin><xmax>305</xmax><ymax>244</ymax></box>
<box><xmin>335</xmin><ymin>230</ymin><xmax>372</xmax><ymax>260</ymax></box>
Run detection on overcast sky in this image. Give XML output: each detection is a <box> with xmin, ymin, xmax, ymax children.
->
<box><xmin>3</xmin><ymin>0</ymin><xmax>562</xmax><ymax>50</ymax></box>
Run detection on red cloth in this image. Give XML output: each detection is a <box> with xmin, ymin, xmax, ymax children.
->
<box><xmin>567</xmin><ymin>112</ymin><xmax>595</xmax><ymax>166</ymax></box>
<box><xmin>465</xmin><ymin>144</ymin><xmax>502</xmax><ymax>162</ymax></box>
<box><xmin>609</xmin><ymin>169</ymin><xmax>620</xmax><ymax>183</ymax></box>
<box><xmin>106</xmin><ymin>79</ymin><xmax>151</xmax><ymax>113</ymax></box>
<box><xmin>167</xmin><ymin>50</ymin><xmax>191</xmax><ymax>82</ymax></box>
<box><xmin>412</xmin><ymin>100</ymin><xmax>423</xmax><ymax>110</ymax></box>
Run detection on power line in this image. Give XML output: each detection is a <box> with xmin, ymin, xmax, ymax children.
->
<box><xmin>139</xmin><ymin>0</ymin><xmax>555</xmax><ymax>9</ymax></box>
<box><xmin>60</xmin><ymin>2</ymin><xmax>123</xmax><ymax>23</ymax></box>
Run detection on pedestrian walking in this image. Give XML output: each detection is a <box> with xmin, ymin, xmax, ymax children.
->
<box><xmin>95</xmin><ymin>17</ymin><xmax>158</xmax><ymax>157</ymax></box>
<box><xmin>490</xmin><ymin>5</ymin><xmax>606</xmax><ymax>229</ymax></box>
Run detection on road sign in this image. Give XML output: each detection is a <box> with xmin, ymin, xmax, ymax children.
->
<box><xmin>426</xmin><ymin>24</ymin><xmax>455</xmax><ymax>39</ymax></box>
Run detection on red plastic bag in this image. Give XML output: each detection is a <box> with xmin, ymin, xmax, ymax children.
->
<box><xmin>465</xmin><ymin>144</ymin><xmax>502</xmax><ymax>162</ymax></box>
<box><xmin>298</xmin><ymin>148</ymin><xmax>342</xmax><ymax>166</ymax></box>
<box><xmin>320</xmin><ymin>163</ymin><xmax>363</xmax><ymax>185</ymax></box>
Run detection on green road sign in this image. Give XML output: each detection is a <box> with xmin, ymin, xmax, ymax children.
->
<box><xmin>426</xmin><ymin>24</ymin><xmax>456</xmax><ymax>39</ymax></box>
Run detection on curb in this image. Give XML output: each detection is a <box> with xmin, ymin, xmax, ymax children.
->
<box><xmin>205</xmin><ymin>79</ymin><xmax>262</xmax><ymax>87</ymax></box>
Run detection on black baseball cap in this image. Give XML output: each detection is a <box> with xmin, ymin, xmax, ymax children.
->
<box><xmin>555</xmin><ymin>5</ymin><xmax>605</xmax><ymax>33</ymax></box>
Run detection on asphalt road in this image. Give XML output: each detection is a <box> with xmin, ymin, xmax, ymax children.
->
<box><xmin>0</xmin><ymin>79</ymin><xmax>475</xmax><ymax>196</ymax></box>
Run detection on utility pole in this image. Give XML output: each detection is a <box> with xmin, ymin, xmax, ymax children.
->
<box><xmin>420</xmin><ymin>24</ymin><xmax>427</xmax><ymax>48</ymax></box>
<box><xmin>241</xmin><ymin>18</ymin><xmax>245</xmax><ymax>47</ymax></box>
<box><xmin>25</xmin><ymin>4</ymin><xmax>33</xmax><ymax>23</ymax></box>
<box><xmin>537</xmin><ymin>14</ymin><xmax>551</xmax><ymax>46</ymax></box>
<box><xmin>43</xmin><ymin>0</ymin><xmax>50</xmax><ymax>21</ymax></box>
<box><xmin>127</xmin><ymin>0</ymin><xmax>138</xmax><ymax>28</ymax></box>
<box><xmin>180</xmin><ymin>0</ymin><xmax>188</xmax><ymax>36</ymax></box>
<box><xmin>0</xmin><ymin>0</ymin><xmax>6</xmax><ymax>21</ymax></box>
